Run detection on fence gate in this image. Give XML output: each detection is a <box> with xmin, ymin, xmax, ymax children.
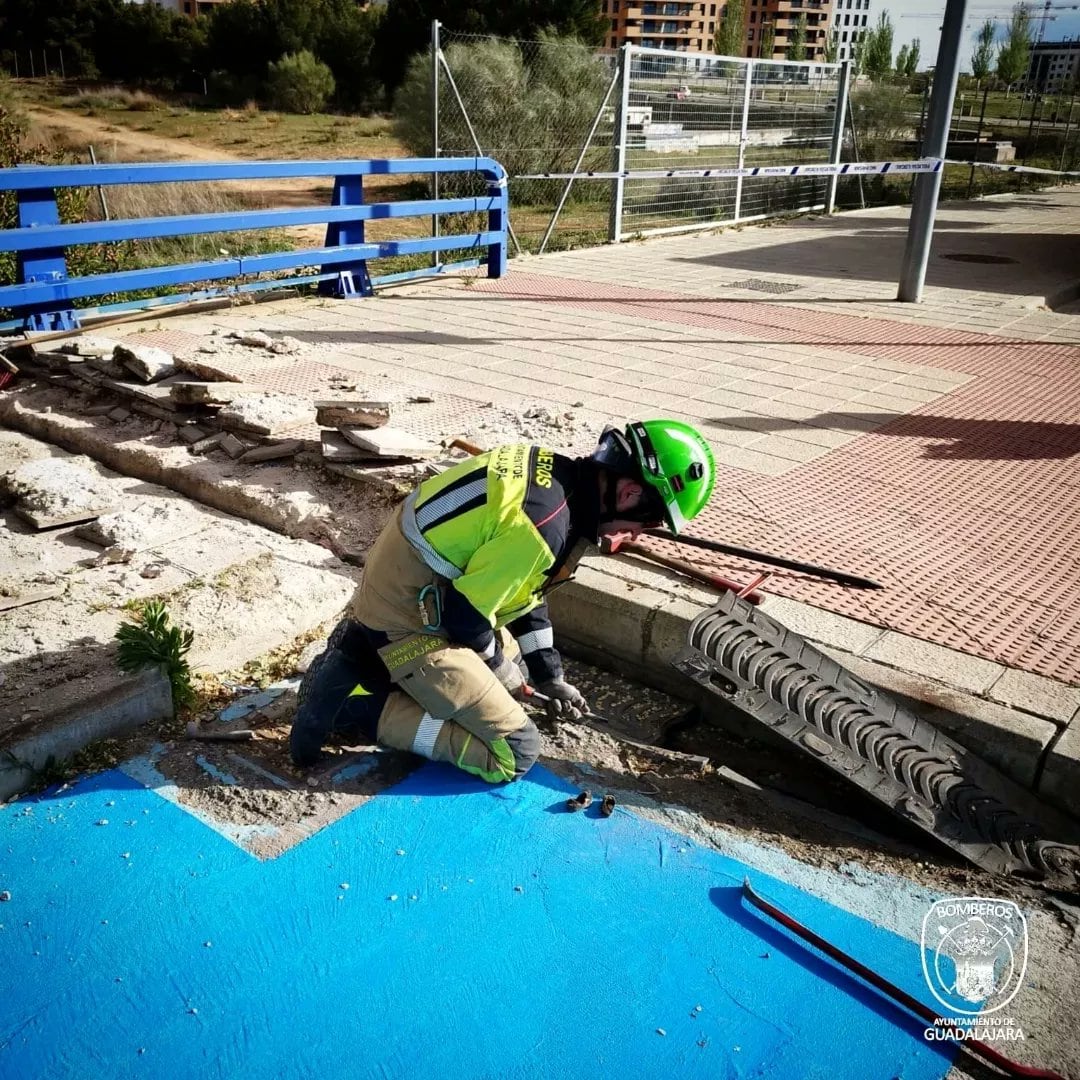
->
<box><xmin>434</xmin><ymin>26</ymin><xmax>850</xmax><ymax>251</ymax></box>
<box><xmin>616</xmin><ymin>47</ymin><xmax>848</xmax><ymax>240</ymax></box>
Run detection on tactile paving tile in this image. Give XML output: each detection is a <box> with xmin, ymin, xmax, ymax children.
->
<box><xmin>472</xmin><ymin>272</ymin><xmax>1080</xmax><ymax>684</ymax></box>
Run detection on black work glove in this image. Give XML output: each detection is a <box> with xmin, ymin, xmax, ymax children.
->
<box><xmin>491</xmin><ymin>653</ymin><xmax>525</xmax><ymax>696</ymax></box>
<box><xmin>537</xmin><ymin>678</ymin><xmax>588</xmax><ymax>721</ymax></box>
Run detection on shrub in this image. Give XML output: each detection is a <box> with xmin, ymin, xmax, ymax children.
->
<box><xmin>115</xmin><ymin>600</ymin><xmax>195</xmax><ymax>712</ymax></box>
<box><xmin>266</xmin><ymin>50</ymin><xmax>335</xmax><ymax>114</ymax></box>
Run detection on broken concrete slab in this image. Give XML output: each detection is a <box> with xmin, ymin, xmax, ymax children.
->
<box><xmin>75</xmin><ymin>501</ymin><xmax>205</xmax><ymax>553</ymax></box>
<box><xmin>237</xmin><ymin>440</ymin><xmax>303</xmax><ymax>464</ymax></box>
<box><xmin>228</xmin><ymin>330</ymin><xmax>274</xmax><ymax>349</ymax></box>
<box><xmin>100</xmin><ymin>378</ymin><xmax>180</xmax><ymax>412</ymax></box>
<box><xmin>107</xmin><ymin>407</ymin><xmax>132</xmax><ymax>422</ymax></box>
<box><xmin>216</xmin><ymin>394</ymin><xmax>314</xmax><ymax>436</ymax></box>
<box><xmin>1</xmin><ymin>457</ymin><xmax>117</xmax><ymax>530</ymax></box>
<box><xmin>169</xmin><ymin>381</ymin><xmax>268</xmax><ymax>406</ymax></box>
<box><xmin>85</xmin><ymin>352</ymin><xmax>130</xmax><ymax>379</ymax></box>
<box><xmin>321</xmin><ymin>430</ymin><xmax>368</xmax><ymax>463</ymax></box>
<box><xmin>176</xmin><ymin>424</ymin><xmax>211</xmax><ymax>445</ymax></box>
<box><xmin>189</xmin><ymin>432</ymin><xmax>225</xmax><ymax>456</ymax></box>
<box><xmin>58</xmin><ymin>336</ymin><xmax>122</xmax><ymax>359</ymax></box>
<box><xmin>114</xmin><ymin>342</ymin><xmax>176</xmax><ymax>383</ymax></box>
<box><xmin>219</xmin><ymin>433</ymin><xmax>250</xmax><ymax>460</ymax></box>
<box><xmin>173</xmin><ymin>354</ymin><xmax>245</xmax><ymax>383</ymax></box>
<box><xmin>335</xmin><ymin>426</ymin><xmax>439</xmax><ymax>460</ymax></box>
<box><xmin>0</xmin><ymin>583</ymin><xmax>66</xmax><ymax>613</ymax></box>
<box><xmin>314</xmin><ymin>402</ymin><xmax>390</xmax><ymax>428</ymax></box>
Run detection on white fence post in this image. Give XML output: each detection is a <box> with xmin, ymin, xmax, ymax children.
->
<box><xmin>827</xmin><ymin>59</ymin><xmax>852</xmax><ymax>214</ymax></box>
<box><xmin>734</xmin><ymin>60</ymin><xmax>754</xmax><ymax>223</ymax></box>
<box><xmin>608</xmin><ymin>44</ymin><xmax>632</xmax><ymax>244</ymax></box>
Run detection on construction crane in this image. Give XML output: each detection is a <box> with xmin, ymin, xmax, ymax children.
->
<box><xmin>899</xmin><ymin>3</ymin><xmax>1079</xmax><ymax>35</ymax></box>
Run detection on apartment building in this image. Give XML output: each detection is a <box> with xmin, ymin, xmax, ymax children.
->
<box><xmin>1027</xmin><ymin>39</ymin><xmax>1080</xmax><ymax>92</ymax></box>
<box><xmin>600</xmin><ymin>0</ymin><xmax>840</xmax><ymax>61</ymax></box>
<box><xmin>600</xmin><ymin>1</ymin><xmax>723</xmax><ymax>53</ymax></box>
<box><xmin>829</xmin><ymin>0</ymin><xmax>870</xmax><ymax>62</ymax></box>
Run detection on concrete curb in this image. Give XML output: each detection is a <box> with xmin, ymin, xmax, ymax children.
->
<box><xmin>0</xmin><ymin>667</ymin><xmax>173</xmax><ymax>802</ymax></box>
<box><xmin>550</xmin><ymin>554</ymin><xmax>1080</xmax><ymax>822</ymax></box>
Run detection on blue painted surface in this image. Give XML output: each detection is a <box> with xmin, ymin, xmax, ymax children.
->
<box><xmin>0</xmin><ymin>157</ymin><xmax>508</xmax><ymax>330</ymax></box>
<box><xmin>0</xmin><ymin>764</ymin><xmax>956</xmax><ymax>1080</ymax></box>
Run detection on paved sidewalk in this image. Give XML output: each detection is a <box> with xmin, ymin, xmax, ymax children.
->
<box><xmin>51</xmin><ymin>187</ymin><xmax>1075</xmax><ymax>805</ymax></box>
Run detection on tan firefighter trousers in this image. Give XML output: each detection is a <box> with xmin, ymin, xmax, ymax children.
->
<box><xmin>349</xmin><ymin>506</ymin><xmax>540</xmax><ymax>783</ymax></box>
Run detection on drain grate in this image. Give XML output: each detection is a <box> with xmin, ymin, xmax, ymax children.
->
<box><xmin>726</xmin><ymin>278</ymin><xmax>803</xmax><ymax>294</ymax></box>
<box><xmin>940</xmin><ymin>253</ymin><xmax>1019</xmax><ymax>265</ymax></box>
<box><xmin>673</xmin><ymin>592</ymin><xmax>1080</xmax><ymax>888</ymax></box>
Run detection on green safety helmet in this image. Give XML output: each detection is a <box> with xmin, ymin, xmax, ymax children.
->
<box><xmin>593</xmin><ymin>419</ymin><xmax>715</xmax><ymax>534</ymax></box>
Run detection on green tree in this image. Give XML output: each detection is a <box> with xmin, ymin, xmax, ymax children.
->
<box><xmin>375</xmin><ymin>0</ymin><xmax>607</xmax><ymax>92</ymax></box>
<box><xmin>758</xmin><ymin>20</ymin><xmax>775</xmax><ymax>61</ymax></box>
<box><xmin>266</xmin><ymin>49</ymin><xmax>335</xmax><ymax>112</ymax></box>
<box><xmin>851</xmin><ymin>30</ymin><xmax>866</xmax><ymax>77</ymax></box>
<box><xmin>971</xmin><ymin>19</ymin><xmax>996</xmax><ymax>83</ymax></box>
<box><xmin>996</xmin><ymin>3</ymin><xmax>1033</xmax><ymax>88</ymax></box>
<box><xmin>823</xmin><ymin>29</ymin><xmax>838</xmax><ymax>65</ymax></box>
<box><xmin>905</xmin><ymin>38</ymin><xmax>920</xmax><ymax>76</ymax></box>
<box><xmin>787</xmin><ymin>13</ymin><xmax>807</xmax><ymax>62</ymax></box>
<box><xmin>863</xmin><ymin>11</ymin><xmax>894</xmax><ymax>80</ymax></box>
<box><xmin>895</xmin><ymin>43</ymin><xmax>909</xmax><ymax>75</ymax></box>
<box><xmin>714</xmin><ymin>0</ymin><xmax>745</xmax><ymax>58</ymax></box>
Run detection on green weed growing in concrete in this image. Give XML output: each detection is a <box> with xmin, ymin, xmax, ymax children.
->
<box><xmin>115</xmin><ymin>600</ymin><xmax>195</xmax><ymax>711</ymax></box>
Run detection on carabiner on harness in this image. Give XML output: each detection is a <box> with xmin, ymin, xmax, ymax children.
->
<box><xmin>417</xmin><ymin>583</ymin><xmax>443</xmax><ymax>633</ymax></box>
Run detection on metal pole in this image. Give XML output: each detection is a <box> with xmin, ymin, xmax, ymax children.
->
<box><xmin>734</xmin><ymin>60</ymin><xmax>754</xmax><ymax>222</ymax></box>
<box><xmin>608</xmin><ymin>44</ymin><xmax>632</xmax><ymax>244</ymax></box>
<box><xmin>13</xmin><ymin>53</ymin><xmax>18</xmax><ymax>78</ymax></box>
<box><xmin>967</xmin><ymin>85</ymin><xmax>989</xmax><ymax>199</ymax></box>
<box><xmin>826</xmin><ymin>60</ymin><xmax>851</xmax><ymax>214</ymax></box>
<box><xmin>538</xmin><ymin>63</ymin><xmax>621</xmax><ymax>256</ymax></box>
<box><xmin>846</xmin><ymin>105</ymin><xmax>866</xmax><ymax>209</ymax></box>
<box><xmin>437</xmin><ymin>51</ymin><xmax>524</xmax><ymax>256</ymax></box>
<box><xmin>59</xmin><ymin>48</ymin><xmax>65</xmax><ymax>80</ymax></box>
<box><xmin>1060</xmin><ymin>92</ymin><xmax>1077</xmax><ymax>172</ymax></box>
<box><xmin>29</xmin><ymin>50</ymin><xmax>35</xmax><ymax>79</ymax></box>
<box><xmin>42</xmin><ymin>49</ymin><xmax>48</xmax><ymax>78</ymax></box>
<box><xmin>897</xmin><ymin>0</ymin><xmax>968</xmax><ymax>303</ymax></box>
<box><xmin>88</xmin><ymin>145</ymin><xmax>110</xmax><ymax>221</ymax></box>
<box><xmin>431</xmin><ymin>19</ymin><xmax>440</xmax><ymax>268</ymax></box>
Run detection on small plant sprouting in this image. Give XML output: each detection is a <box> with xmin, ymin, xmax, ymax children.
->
<box><xmin>115</xmin><ymin>600</ymin><xmax>195</xmax><ymax>712</ymax></box>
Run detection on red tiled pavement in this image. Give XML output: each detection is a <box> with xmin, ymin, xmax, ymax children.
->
<box><xmin>472</xmin><ymin>274</ymin><xmax>1080</xmax><ymax>685</ymax></box>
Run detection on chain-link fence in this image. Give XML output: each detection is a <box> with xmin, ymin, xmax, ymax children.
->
<box><xmin>435</xmin><ymin>28</ymin><xmax>618</xmax><ymax>254</ymax></box>
<box><xmin>620</xmin><ymin>50</ymin><xmax>845</xmax><ymax>237</ymax></box>
<box><xmin>430</xmin><ymin>29</ymin><xmax>848</xmax><ymax>253</ymax></box>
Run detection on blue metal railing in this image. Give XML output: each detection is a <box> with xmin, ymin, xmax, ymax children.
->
<box><xmin>0</xmin><ymin>157</ymin><xmax>508</xmax><ymax>332</ymax></box>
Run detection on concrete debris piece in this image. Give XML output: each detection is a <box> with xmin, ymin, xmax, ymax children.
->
<box><xmin>140</xmin><ymin>562</ymin><xmax>165</xmax><ymax>579</ymax></box>
<box><xmin>228</xmin><ymin>331</ymin><xmax>274</xmax><ymax>349</ymax></box>
<box><xmin>82</xmin><ymin>545</ymin><xmax>135</xmax><ymax>568</ymax></box>
<box><xmin>408</xmin><ymin>395</ymin><xmax>435</xmax><ymax>404</ymax></box>
<box><xmin>217</xmin><ymin>393</ymin><xmax>314</xmax><ymax>436</ymax></box>
<box><xmin>321</xmin><ymin>431</ymin><xmax>366</xmax><ymax>462</ymax></box>
<box><xmin>170</xmin><ymin>381</ymin><xmax>268</xmax><ymax>406</ymax></box>
<box><xmin>2</xmin><ymin>458</ymin><xmax>117</xmax><ymax>530</ymax></box>
<box><xmin>85</xmin><ymin>352</ymin><xmax>130</xmax><ymax>379</ymax></box>
<box><xmin>99</xmin><ymin>379</ymin><xmax>179</xmax><ymax>412</ymax></box>
<box><xmin>314</xmin><ymin>402</ymin><xmax>390</xmax><ymax>428</ymax></box>
<box><xmin>189</xmin><ymin>432</ymin><xmax>225</xmax><ymax>456</ymax></box>
<box><xmin>237</xmin><ymin>439</ymin><xmax>303</xmax><ymax>464</ymax></box>
<box><xmin>107</xmin><ymin>407</ymin><xmax>132</xmax><ymax>422</ymax></box>
<box><xmin>338</xmin><ymin>426</ymin><xmax>440</xmax><ymax>460</ymax></box>
<box><xmin>173</xmin><ymin>354</ymin><xmax>245</xmax><ymax>383</ymax></box>
<box><xmin>75</xmin><ymin>501</ymin><xmax>194</xmax><ymax>552</ymax></box>
<box><xmin>73</xmin><ymin>366</ymin><xmax>105</xmax><ymax>388</ymax></box>
<box><xmin>269</xmin><ymin>336</ymin><xmax>302</xmax><ymax>355</ymax></box>
<box><xmin>114</xmin><ymin>342</ymin><xmax>175</xmax><ymax>383</ymax></box>
<box><xmin>176</xmin><ymin>424</ymin><xmax>211</xmax><ymax>445</ymax></box>
<box><xmin>59</xmin><ymin>336</ymin><xmax>122</xmax><ymax>359</ymax></box>
<box><xmin>32</xmin><ymin>350</ymin><xmax>83</xmax><ymax>372</ymax></box>
<box><xmin>219</xmin><ymin>433</ymin><xmax>250</xmax><ymax>460</ymax></box>
<box><xmin>84</xmin><ymin>403</ymin><xmax>121</xmax><ymax>417</ymax></box>
<box><xmin>0</xmin><ymin>584</ymin><xmax>66</xmax><ymax>613</ymax></box>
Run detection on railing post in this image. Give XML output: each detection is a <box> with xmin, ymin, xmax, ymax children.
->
<box><xmin>734</xmin><ymin>60</ymin><xmax>754</xmax><ymax>222</ymax></box>
<box><xmin>431</xmin><ymin>19</ymin><xmax>441</xmax><ymax>268</ymax></box>
<box><xmin>826</xmin><ymin>59</ymin><xmax>851</xmax><ymax>214</ymax></box>
<box><xmin>608</xmin><ymin>44</ymin><xmax>632</xmax><ymax>244</ymax></box>
<box><xmin>485</xmin><ymin>165</ymin><xmax>508</xmax><ymax>278</ymax></box>
<box><xmin>319</xmin><ymin>172</ymin><xmax>371</xmax><ymax>298</ymax></box>
<box><xmin>16</xmin><ymin>185</ymin><xmax>77</xmax><ymax>332</ymax></box>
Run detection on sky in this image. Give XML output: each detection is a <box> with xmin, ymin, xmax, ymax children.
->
<box><xmin>882</xmin><ymin>1</ymin><xmax>1080</xmax><ymax>71</ymax></box>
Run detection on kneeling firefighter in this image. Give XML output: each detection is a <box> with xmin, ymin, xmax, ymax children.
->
<box><xmin>290</xmin><ymin>419</ymin><xmax>715</xmax><ymax>782</ymax></box>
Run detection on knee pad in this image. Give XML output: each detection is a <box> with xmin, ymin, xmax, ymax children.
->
<box><xmin>505</xmin><ymin>720</ymin><xmax>541</xmax><ymax>778</ymax></box>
